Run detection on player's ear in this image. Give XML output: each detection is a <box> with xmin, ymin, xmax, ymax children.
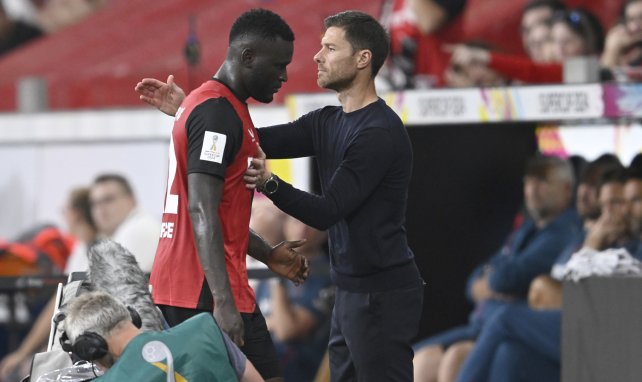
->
<box><xmin>241</xmin><ymin>48</ymin><xmax>255</xmax><ymax>67</ymax></box>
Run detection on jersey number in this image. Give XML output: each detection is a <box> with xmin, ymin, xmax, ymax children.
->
<box><xmin>164</xmin><ymin>137</ymin><xmax>179</xmax><ymax>214</ymax></box>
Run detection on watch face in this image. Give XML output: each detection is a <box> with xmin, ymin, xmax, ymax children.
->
<box><xmin>265</xmin><ymin>179</ymin><xmax>278</xmax><ymax>193</ymax></box>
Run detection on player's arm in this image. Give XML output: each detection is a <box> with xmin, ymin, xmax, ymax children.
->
<box><xmin>188</xmin><ymin>173</ymin><xmax>244</xmax><ymax>346</ymax></box>
<box><xmin>247</xmin><ymin>229</ymin><xmax>309</xmax><ymax>285</ymax></box>
<box><xmin>185</xmin><ymin>99</ymin><xmax>245</xmax><ymax>346</ymax></box>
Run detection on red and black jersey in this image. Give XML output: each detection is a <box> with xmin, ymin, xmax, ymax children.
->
<box><xmin>150</xmin><ymin>79</ymin><xmax>259</xmax><ymax>313</ymax></box>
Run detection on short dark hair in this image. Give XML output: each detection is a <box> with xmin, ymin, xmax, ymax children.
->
<box><xmin>324</xmin><ymin>11</ymin><xmax>390</xmax><ymax>77</ymax></box>
<box><xmin>229</xmin><ymin>8</ymin><xmax>294</xmax><ymax>45</ymax></box>
<box><xmin>523</xmin><ymin>0</ymin><xmax>566</xmax><ymax>16</ymax></box>
<box><xmin>93</xmin><ymin>174</ymin><xmax>134</xmax><ymax>196</ymax></box>
<box><xmin>579</xmin><ymin>154</ymin><xmax>623</xmax><ymax>186</ymax></box>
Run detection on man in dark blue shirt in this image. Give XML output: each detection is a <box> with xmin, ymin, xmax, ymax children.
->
<box><xmin>244</xmin><ymin>11</ymin><xmax>424</xmax><ymax>381</ymax></box>
<box><xmin>135</xmin><ymin>10</ymin><xmax>423</xmax><ymax>381</ymax></box>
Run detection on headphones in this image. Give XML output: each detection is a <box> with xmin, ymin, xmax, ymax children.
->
<box><xmin>60</xmin><ymin>306</ymin><xmax>142</xmax><ymax>361</ymax></box>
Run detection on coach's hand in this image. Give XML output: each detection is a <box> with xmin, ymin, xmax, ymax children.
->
<box><xmin>214</xmin><ymin>299</ymin><xmax>245</xmax><ymax>347</ymax></box>
<box><xmin>245</xmin><ymin>146</ymin><xmax>270</xmax><ymax>190</ymax></box>
<box><xmin>134</xmin><ymin>74</ymin><xmax>186</xmax><ymax>117</ymax></box>
<box><xmin>268</xmin><ymin>240</ymin><xmax>310</xmax><ymax>286</ymax></box>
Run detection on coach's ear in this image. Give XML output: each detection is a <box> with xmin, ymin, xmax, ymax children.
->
<box><xmin>356</xmin><ymin>49</ymin><xmax>372</xmax><ymax>71</ymax></box>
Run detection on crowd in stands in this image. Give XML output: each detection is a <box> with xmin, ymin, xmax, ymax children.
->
<box><xmin>4</xmin><ymin>0</ymin><xmax>641</xmax><ymax>90</ymax></box>
<box><xmin>413</xmin><ymin>152</ymin><xmax>642</xmax><ymax>382</ymax></box>
<box><xmin>384</xmin><ymin>0</ymin><xmax>642</xmax><ymax>88</ymax></box>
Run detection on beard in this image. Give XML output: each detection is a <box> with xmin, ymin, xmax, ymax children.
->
<box><xmin>317</xmin><ymin>69</ymin><xmax>356</xmax><ymax>92</ymax></box>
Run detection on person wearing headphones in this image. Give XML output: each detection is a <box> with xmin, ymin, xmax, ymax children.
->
<box><xmin>60</xmin><ymin>291</ymin><xmax>263</xmax><ymax>382</ymax></box>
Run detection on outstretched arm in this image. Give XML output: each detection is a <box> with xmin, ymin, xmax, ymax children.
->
<box><xmin>188</xmin><ymin>172</ymin><xmax>244</xmax><ymax>346</ymax></box>
<box><xmin>134</xmin><ymin>74</ymin><xmax>186</xmax><ymax>116</ymax></box>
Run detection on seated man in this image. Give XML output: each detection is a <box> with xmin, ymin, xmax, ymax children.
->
<box><xmin>413</xmin><ymin>155</ymin><xmax>580</xmax><ymax>382</ymax></box>
<box><xmin>61</xmin><ymin>291</ymin><xmax>263</xmax><ymax>381</ymax></box>
<box><xmin>456</xmin><ymin>168</ymin><xmax>641</xmax><ymax>382</ymax></box>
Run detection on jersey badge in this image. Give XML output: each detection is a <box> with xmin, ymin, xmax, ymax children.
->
<box><xmin>200</xmin><ymin>131</ymin><xmax>227</xmax><ymax>163</ymax></box>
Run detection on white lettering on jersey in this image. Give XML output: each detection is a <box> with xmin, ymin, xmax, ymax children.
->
<box><xmin>160</xmin><ymin>222</ymin><xmax>174</xmax><ymax>238</ymax></box>
<box><xmin>200</xmin><ymin>131</ymin><xmax>227</xmax><ymax>163</ymax></box>
<box><xmin>248</xmin><ymin>128</ymin><xmax>256</xmax><ymax>143</ymax></box>
<box><xmin>175</xmin><ymin>106</ymin><xmax>185</xmax><ymax>121</ymax></box>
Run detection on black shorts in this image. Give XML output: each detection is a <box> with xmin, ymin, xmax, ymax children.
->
<box><xmin>158</xmin><ymin>304</ymin><xmax>282</xmax><ymax>380</ymax></box>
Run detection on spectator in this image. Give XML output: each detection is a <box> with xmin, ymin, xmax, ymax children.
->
<box><xmin>63</xmin><ymin>187</ymin><xmax>99</xmax><ymax>274</ymax></box>
<box><xmin>444</xmin><ymin>42</ymin><xmax>507</xmax><ymax>88</ymax></box>
<box><xmin>0</xmin><ymin>186</ymin><xmax>97</xmax><ymax>381</ymax></box>
<box><xmin>525</xmin><ymin>22</ymin><xmax>555</xmax><ymax>63</ymax></box>
<box><xmin>601</xmin><ymin>0</ymin><xmax>642</xmax><ymax>72</ymax></box>
<box><xmin>521</xmin><ymin>0</ymin><xmax>566</xmax><ymax>61</ymax></box>
<box><xmin>448</xmin><ymin>8</ymin><xmax>604</xmax><ymax>84</ymax></box>
<box><xmin>456</xmin><ymin>168</ymin><xmax>641</xmax><ymax>382</ymax></box>
<box><xmin>60</xmin><ymin>291</ymin><xmax>263</xmax><ymax>382</ymax></box>
<box><xmin>254</xmin><ymin>210</ymin><xmax>334</xmax><ymax>382</ymax></box>
<box><xmin>89</xmin><ymin>174</ymin><xmax>158</xmax><ymax>273</ymax></box>
<box><xmin>413</xmin><ymin>155</ymin><xmax>579</xmax><ymax>382</ymax></box>
<box><xmin>0</xmin><ymin>1</ymin><xmax>42</xmax><ymax>56</ymax></box>
<box><xmin>386</xmin><ymin>0</ymin><xmax>467</xmax><ymax>88</ymax></box>
<box><xmin>550</xmin><ymin>9</ymin><xmax>604</xmax><ymax>61</ymax></box>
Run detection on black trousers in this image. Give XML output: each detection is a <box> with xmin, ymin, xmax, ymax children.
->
<box><xmin>329</xmin><ymin>282</ymin><xmax>424</xmax><ymax>382</ymax></box>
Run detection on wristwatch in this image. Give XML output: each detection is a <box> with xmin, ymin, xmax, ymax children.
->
<box><xmin>259</xmin><ymin>174</ymin><xmax>279</xmax><ymax>195</ymax></box>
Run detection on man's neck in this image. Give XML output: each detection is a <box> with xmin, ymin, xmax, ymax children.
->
<box><xmin>106</xmin><ymin>323</ymin><xmax>141</xmax><ymax>360</ymax></box>
<box><xmin>214</xmin><ymin>63</ymin><xmax>249</xmax><ymax>102</ymax></box>
<box><xmin>535</xmin><ymin>209</ymin><xmax>567</xmax><ymax>229</ymax></box>
<box><xmin>337</xmin><ymin>77</ymin><xmax>378</xmax><ymax>113</ymax></box>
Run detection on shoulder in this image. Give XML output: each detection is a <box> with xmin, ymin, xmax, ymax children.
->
<box><xmin>187</xmin><ymin>97</ymin><xmax>241</xmax><ymax>123</ymax></box>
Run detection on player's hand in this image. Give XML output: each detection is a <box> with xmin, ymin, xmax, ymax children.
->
<box><xmin>134</xmin><ymin>74</ymin><xmax>186</xmax><ymax>117</ymax></box>
<box><xmin>245</xmin><ymin>146</ymin><xmax>270</xmax><ymax>190</ymax></box>
<box><xmin>267</xmin><ymin>239</ymin><xmax>310</xmax><ymax>285</ymax></box>
<box><xmin>213</xmin><ymin>299</ymin><xmax>245</xmax><ymax>347</ymax></box>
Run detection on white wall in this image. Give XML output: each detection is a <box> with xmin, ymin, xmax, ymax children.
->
<box><xmin>0</xmin><ymin>105</ymin><xmax>304</xmax><ymax>239</ymax></box>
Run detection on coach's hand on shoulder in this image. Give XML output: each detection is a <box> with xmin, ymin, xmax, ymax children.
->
<box><xmin>268</xmin><ymin>240</ymin><xmax>310</xmax><ymax>286</ymax></box>
<box><xmin>134</xmin><ymin>74</ymin><xmax>186</xmax><ymax>117</ymax></box>
<box><xmin>214</xmin><ymin>297</ymin><xmax>245</xmax><ymax>347</ymax></box>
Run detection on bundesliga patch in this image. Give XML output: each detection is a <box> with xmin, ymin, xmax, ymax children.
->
<box><xmin>200</xmin><ymin>131</ymin><xmax>226</xmax><ymax>163</ymax></box>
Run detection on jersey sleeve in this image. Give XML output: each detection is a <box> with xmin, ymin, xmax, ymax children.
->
<box><xmin>186</xmin><ymin>98</ymin><xmax>243</xmax><ymax>178</ymax></box>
